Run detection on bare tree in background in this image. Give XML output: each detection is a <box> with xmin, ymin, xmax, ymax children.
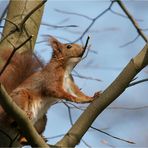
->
<box><xmin>0</xmin><ymin>0</ymin><xmax>148</xmax><ymax>147</ymax></box>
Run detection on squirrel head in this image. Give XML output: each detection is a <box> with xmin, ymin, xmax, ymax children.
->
<box><xmin>49</xmin><ymin>37</ymin><xmax>85</xmax><ymax>70</ymax></box>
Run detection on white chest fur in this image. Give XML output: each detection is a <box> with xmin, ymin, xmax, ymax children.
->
<box><xmin>31</xmin><ymin>97</ymin><xmax>57</xmax><ymax>124</ymax></box>
<box><xmin>63</xmin><ymin>72</ymin><xmax>77</xmax><ymax>97</ymax></box>
<box><xmin>63</xmin><ymin>57</ymin><xmax>80</xmax><ymax>97</ymax></box>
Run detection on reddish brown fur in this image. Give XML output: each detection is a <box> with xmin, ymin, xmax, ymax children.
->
<box><xmin>0</xmin><ymin>49</ymin><xmax>40</xmax><ymax>94</ymax></box>
<box><xmin>0</xmin><ymin>37</ymin><xmax>99</xmax><ymax>145</ymax></box>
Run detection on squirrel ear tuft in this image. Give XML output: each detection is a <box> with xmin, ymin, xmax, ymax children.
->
<box><xmin>49</xmin><ymin>36</ymin><xmax>62</xmax><ymax>52</ymax></box>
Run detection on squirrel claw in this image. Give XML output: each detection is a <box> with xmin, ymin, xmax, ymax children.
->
<box><xmin>93</xmin><ymin>91</ymin><xmax>101</xmax><ymax>98</ymax></box>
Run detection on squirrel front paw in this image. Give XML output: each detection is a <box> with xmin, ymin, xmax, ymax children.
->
<box><xmin>93</xmin><ymin>91</ymin><xmax>101</xmax><ymax>98</ymax></box>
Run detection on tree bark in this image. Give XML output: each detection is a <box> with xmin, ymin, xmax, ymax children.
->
<box><xmin>0</xmin><ymin>0</ymin><xmax>45</xmax><ymax>147</ymax></box>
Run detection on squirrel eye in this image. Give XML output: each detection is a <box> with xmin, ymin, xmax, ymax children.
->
<box><xmin>66</xmin><ymin>44</ymin><xmax>72</xmax><ymax>49</ymax></box>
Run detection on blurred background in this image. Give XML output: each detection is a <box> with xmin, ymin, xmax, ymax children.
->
<box><xmin>0</xmin><ymin>0</ymin><xmax>148</xmax><ymax>147</ymax></box>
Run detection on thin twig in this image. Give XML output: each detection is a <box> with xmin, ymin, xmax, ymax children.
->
<box><xmin>74</xmin><ymin>1</ymin><xmax>115</xmax><ymax>42</ymax></box>
<box><xmin>20</xmin><ymin>0</ymin><xmax>47</xmax><ymax>29</ymax></box>
<box><xmin>90</xmin><ymin>126</ymin><xmax>135</xmax><ymax>144</ymax></box>
<box><xmin>9</xmin><ymin>133</ymin><xmax>20</xmax><ymax>147</ymax></box>
<box><xmin>33</xmin><ymin>53</ymin><xmax>44</xmax><ymax>68</ymax></box>
<box><xmin>120</xmin><ymin>35</ymin><xmax>139</xmax><ymax>48</ymax></box>
<box><xmin>116</xmin><ymin>0</ymin><xmax>147</xmax><ymax>42</ymax></box>
<box><xmin>56</xmin><ymin>1</ymin><xmax>115</xmax><ymax>43</ymax></box>
<box><xmin>83</xmin><ymin>36</ymin><xmax>90</xmax><ymax>50</ymax></box>
<box><xmin>0</xmin><ymin>25</ymin><xmax>18</xmax><ymax>44</ymax></box>
<box><xmin>0</xmin><ymin>36</ymin><xmax>33</xmax><ymax>76</ymax></box>
<box><xmin>63</xmin><ymin>102</ymin><xmax>73</xmax><ymax>125</ymax></box>
<box><xmin>42</xmin><ymin>23</ymin><xmax>78</xmax><ymax>28</ymax></box>
<box><xmin>0</xmin><ymin>31</ymin><xmax>15</xmax><ymax>48</ymax></box>
<box><xmin>81</xmin><ymin>139</ymin><xmax>92</xmax><ymax>148</ymax></box>
<box><xmin>63</xmin><ymin>101</ymin><xmax>86</xmax><ymax>111</ymax></box>
<box><xmin>63</xmin><ymin>101</ymin><xmax>134</xmax><ymax>144</ymax></box>
<box><xmin>47</xmin><ymin>134</ymin><xmax>65</xmax><ymax>140</ymax></box>
<box><xmin>62</xmin><ymin>101</ymin><xmax>92</xmax><ymax>147</ymax></box>
<box><xmin>108</xmin><ymin>106</ymin><xmax>148</xmax><ymax>110</ymax></box>
<box><xmin>2</xmin><ymin>18</ymin><xmax>19</xmax><ymax>30</ymax></box>
<box><xmin>73</xmin><ymin>70</ymin><xmax>101</xmax><ymax>82</ymax></box>
<box><xmin>55</xmin><ymin>9</ymin><xmax>93</xmax><ymax>20</ymax></box>
<box><xmin>128</xmin><ymin>78</ymin><xmax>148</xmax><ymax>87</ymax></box>
<box><xmin>110</xmin><ymin>9</ymin><xmax>143</xmax><ymax>22</ymax></box>
<box><xmin>42</xmin><ymin>34</ymin><xmax>72</xmax><ymax>42</ymax></box>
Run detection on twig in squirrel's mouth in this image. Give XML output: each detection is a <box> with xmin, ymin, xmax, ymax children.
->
<box><xmin>80</xmin><ymin>36</ymin><xmax>90</xmax><ymax>59</ymax></box>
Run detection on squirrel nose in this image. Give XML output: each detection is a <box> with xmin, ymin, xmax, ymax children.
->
<box><xmin>79</xmin><ymin>47</ymin><xmax>86</xmax><ymax>57</ymax></box>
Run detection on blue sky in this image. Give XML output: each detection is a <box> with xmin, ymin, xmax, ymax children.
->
<box><xmin>1</xmin><ymin>0</ymin><xmax>148</xmax><ymax>147</ymax></box>
<box><xmin>34</xmin><ymin>1</ymin><xmax>148</xmax><ymax>147</ymax></box>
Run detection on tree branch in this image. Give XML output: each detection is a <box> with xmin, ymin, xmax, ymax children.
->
<box><xmin>0</xmin><ymin>84</ymin><xmax>49</xmax><ymax>147</ymax></box>
<box><xmin>116</xmin><ymin>0</ymin><xmax>147</xmax><ymax>42</ymax></box>
<box><xmin>0</xmin><ymin>0</ymin><xmax>46</xmax><ymax>146</ymax></box>
<box><xmin>56</xmin><ymin>42</ymin><xmax>148</xmax><ymax>147</ymax></box>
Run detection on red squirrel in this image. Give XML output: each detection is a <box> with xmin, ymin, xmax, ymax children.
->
<box><xmin>0</xmin><ymin>37</ymin><xmax>100</xmax><ymax>143</ymax></box>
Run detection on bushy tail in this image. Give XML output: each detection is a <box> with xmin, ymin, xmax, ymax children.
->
<box><xmin>0</xmin><ymin>50</ymin><xmax>41</xmax><ymax>94</ymax></box>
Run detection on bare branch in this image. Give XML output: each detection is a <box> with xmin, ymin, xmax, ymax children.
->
<box><xmin>81</xmin><ymin>139</ymin><xmax>92</xmax><ymax>148</ymax></box>
<box><xmin>108</xmin><ymin>105</ymin><xmax>148</xmax><ymax>110</ymax></box>
<box><xmin>128</xmin><ymin>78</ymin><xmax>148</xmax><ymax>87</ymax></box>
<box><xmin>2</xmin><ymin>18</ymin><xmax>19</xmax><ymax>30</ymax></box>
<box><xmin>41</xmin><ymin>34</ymin><xmax>72</xmax><ymax>43</ymax></box>
<box><xmin>120</xmin><ymin>35</ymin><xmax>139</xmax><ymax>48</ymax></box>
<box><xmin>63</xmin><ymin>101</ymin><xmax>134</xmax><ymax>144</ymax></box>
<box><xmin>110</xmin><ymin>8</ymin><xmax>143</xmax><ymax>22</ymax></box>
<box><xmin>42</xmin><ymin>22</ymin><xmax>78</xmax><ymax>28</ymax></box>
<box><xmin>116</xmin><ymin>0</ymin><xmax>147</xmax><ymax>42</ymax></box>
<box><xmin>73</xmin><ymin>70</ymin><xmax>101</xmax><ymax>82</ymax></box>
<box><xmin>74</xmin><ymin>1</ymin><xmax>115</xmax><ymax>43</ymax></box>
<box><xmin>56</xmin><ymin>2</ymin><xmax>115</xmax><ymax>43</ymax></box>
<box><xmin>55</xmin><ymin>9</ymin><xmax>93</xmax><ymax>20</ymax></box>
<box><xmin>90</xmin><ymin>126</ymin><xmax>135</xmax><ymax>144</ymax></box>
